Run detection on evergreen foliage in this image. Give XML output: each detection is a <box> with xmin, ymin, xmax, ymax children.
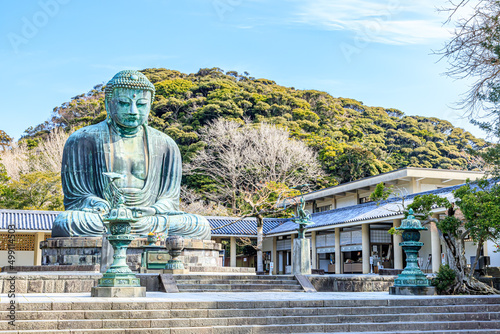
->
<box><xmin>22</xmin><ymin>67</ymin><xmax>487</xmax><ymax>192</ymax></box>
<box><xmin>432</xmin><ymin>264</ymin><xmax>457</xmax><ymax>295</ymax></box>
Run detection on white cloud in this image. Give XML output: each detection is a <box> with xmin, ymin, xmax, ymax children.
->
<box><xmin>293</xmin><ymin>0</ymin><xmax>452</xmax><ymax>45</ymax></box>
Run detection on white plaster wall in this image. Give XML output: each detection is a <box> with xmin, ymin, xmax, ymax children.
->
<box><xmin>358</xmin><ymin>191</ymin><xmax>372</xmax><ymax>199</ymax></box>
<box><xmin>418</xmin><ymin>230</ymin><xmax>433</xmax><ymax>271</ymax></box>
<box><xmin>420</xmin><ymin>183</ymin><xmax>438</xmax><ymax>192</ymax></box>
<box><xmin>486</xmin><ymin>240</ymin><xmax>500</xmax><ymax>267</ymax></box>
<box><xmin>388</xmin><ymin>184</ymin><xmax>412</xmax><ymax>197</ymax></box>
<box><xmin>336</xmin><ymin>196</ymin><xmax>356</xmax><ymax>209</ymax></box>
<box><xmin>464</xmin><ymin>240</ymin><xmax>479</xmax><ymax>264</ymax></box>
<box><xmin>0</xmin><ymin>251</ymin><xmax>34</xmax><ymax>267</ymax></box>
<box><xmin>262</xmin><ymin>237</ymin><xmax>273</xmax><ymax>253</ymax></box>
<box><xmin>315</xmin><ymin>199</ymin><xmax>334</xmax><ymax>207</ymax></box>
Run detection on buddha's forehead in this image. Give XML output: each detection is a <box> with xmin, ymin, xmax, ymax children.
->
<box><xmin>112</xmin><ymin>87</ymin><xmax>151</xmax><ymax>99</ymax></box>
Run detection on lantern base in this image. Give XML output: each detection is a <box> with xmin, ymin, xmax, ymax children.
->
<box><xmin>163</xmin><ymin>268</ymin><xmax>190</xmax><ymax>275</ymax></box>
<box><xmin>389</xmin><ymin>286</ymin><xmax>436</xmax><ymax>295</ymax></box>
<box><xmin>91</xmin><ymin>286</ymin><xmax>146</xmax><ymax>297</ymax></box>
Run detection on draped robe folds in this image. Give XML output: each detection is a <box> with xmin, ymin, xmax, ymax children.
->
<box><xmin>52</xmin><ymin>121</ymin><xmax>211</xmax><ymax>240</ymax></box>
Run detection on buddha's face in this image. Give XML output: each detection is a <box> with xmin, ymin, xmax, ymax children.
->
<box><xmin>107</xmin><ymin>88</ymin><xmax>151</xmax><ymax>128</ymax></box>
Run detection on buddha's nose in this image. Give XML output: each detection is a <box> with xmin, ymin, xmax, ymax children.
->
<box><xmin>128</xmin><ymin>103</ymin><xmax>139</xmax><ymax>115</ymax></box>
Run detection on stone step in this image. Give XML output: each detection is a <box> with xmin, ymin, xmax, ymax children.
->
<box><xmin>177</xmin><ymin>289</ymin><xmax>305</xmax><ymax>293</ymax></box>
<box><xmin>335</xmin><ymin>331</ymin><xmax>499</xmax><ymax>334</ymax></box>
<box><xmin>173</xmin><ymin>275</ymin><xmax>294</xmax><ymax>280</ymax></box>
<box><xmin>175</xmin><ymin>279</ymin><xmax>298</xmax><ymax>285</ymax></box>
<box><xmin>1</xmin><ymin>330</ymin><xmax>498</xmax><ymax>334</ymax></box>
<box><xmin>5</xmin><ymin>304</ymin><xmax>500</xmax><ymax>321</ymax></box>
<box><xmin>211</xmin><ymin>321</ymin><xmax>500</xmax><ymax>333</ymax></box>
<box><xmin>4</xmin><ymin>312</ymin><xmax>500</xmax><ymax>331</ymax></box>
<box><xmin>10</xmin><ymin>296</ymin><xmax>500</xmax><ymax>311</ymax></box>
<box><xmin>3</xmin><ymin>319</ymin><xmax>500</xmax><ymax>333</ymax></box>
<box><xmin>0</xmin><ymin>331</ymin><xmax>497</xmax><ymax>334</ymax></box>
<box><xmin>176</xmin><ymin>284</ymin><xmax>302</xmax><ymax>291</ymax></box>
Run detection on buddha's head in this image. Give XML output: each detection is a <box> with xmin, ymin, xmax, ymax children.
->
<box><xmin>105</xmin><ymin>70</ymin><xmax>155</xmax><ymax>129</ymax></box>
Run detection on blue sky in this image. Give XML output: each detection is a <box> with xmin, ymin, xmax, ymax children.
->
<box><xmin>0</xmin><ymin>0</ymin><xmax>484</xmax><ymax>140</ymax></box>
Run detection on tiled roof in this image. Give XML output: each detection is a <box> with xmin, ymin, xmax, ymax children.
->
<box><xmin>208</xmin><ymin>216</ymin><xmax>288</xmax><ymax>236</ymax></box>
<box><xmin>265</xmin><ymin>184</ymin><xmax>461</xmax><ymax>235</ymax></box>
<box><xmin>0</xmin><ymin>209</ymin><xmax>288</xmax><ymax>236</ymax></box>
<box><xmin>0</xmin><ymin>209</ymin><xmax>61</xmax><ymax>231</ymax></box>
<box><xmin>0</xmin><ymin>183</ymin><xmax>470</xmax><ymax>236</ymax></box>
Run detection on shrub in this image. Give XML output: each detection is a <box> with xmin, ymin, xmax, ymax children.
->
<box><xmin>432</xmin><ymin>264</ymin><xmax>456</xmax><ymax>294</ymax></box>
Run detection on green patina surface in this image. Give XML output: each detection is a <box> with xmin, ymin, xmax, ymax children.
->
<box><xmin>290</xmin><ymin>185</ymin><xmax>314</xmax><ymax>239</ymax></box>
<box><xmin>52</xmin><ymin>70</ymin><xmax>211</xmax><ymax>240</ymax></box>
<box><xmin>97</xmin><ymin>176</ymin><xmax>141</xmax><ymax>288</ymax></box>
<box><xmin>394</xmin><ymin>209</ymin><xmax>431</xmax><ymax>287</ymax></box>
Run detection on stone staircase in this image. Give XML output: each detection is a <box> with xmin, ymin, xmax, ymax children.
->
<box><xmin>1</xmin><ymin>296</ymin><xmax>500</xmax><ymax>333</ymax></box>
<box><xmin>174</xmin><ymin>274</ymin><xmax>304</xmax><ymax>292</ymax></box>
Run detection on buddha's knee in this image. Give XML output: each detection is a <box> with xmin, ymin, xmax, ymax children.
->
<box><xmin>167</xmin><ymin>214</ymin><xmax>211</xmax><ymax>240</ymax></box>
<box><xmin>52</xmin><ymin>211</ymin><xmax>104</xmax><ymax>237</ymax></box>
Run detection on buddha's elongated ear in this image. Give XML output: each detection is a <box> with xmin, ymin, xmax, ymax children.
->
<box><xmin>104</xmin><ymin>98</ymin><xmax>112</xmax><ymax>123</ymax></box>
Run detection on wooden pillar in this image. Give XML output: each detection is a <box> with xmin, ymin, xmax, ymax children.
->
<box><xmin>278</xmin><ymin>251</ymin><xmax>283</xmax><ymax>274</ymax></box>
<box><xmin>362</xmin><ymin>224</ymin><xmax>370</xmax><ymax>274</ymax></box>
<box><xmin>272</xmin><ymin>236</ymin><xmax>278</xmax><ymax>274</ymax></box>
<box><xmin>230</xmin><ymin>236</ymin><xmax>237</xmax><ymax>267</ymax></box>
<box><xmin>33</xmin><ymin>232</ymin><xmax>45</xmax><ymax>266</ymax></box>
<box><xmin>335</xmin><ymin>227</ymin><xmax>341</xmax><ymax>274</ymax></box>
<box><xmin>290</xmin><ymin>234</ymin><xmax>295</xmax><ymax>273</ymax></box>
<box><xmin>431</xmin><ymin>213</ymin><xmax>441</xmax><ymax>273</ymax></box>
<box><xmin>393</xmin><ymin>218</ymin><xmax>403</xmax><ymax>269</ymax></box>
<box><xmin>311</xmin><ymin>231</ymin><xmax>317</xmax><ymax>269</ymax></box>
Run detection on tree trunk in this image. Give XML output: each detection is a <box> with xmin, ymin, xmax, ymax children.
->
<box><xmin>441</xmin><ymin>233</ymin><xmax>498</xmax><ymax>294</ymax></box>
<box><xmin>256</xmin><ymin>217</ymin><xmax>264</xmax><ymax>273</ymax></box>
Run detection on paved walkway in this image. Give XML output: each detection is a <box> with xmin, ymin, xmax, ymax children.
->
<box><xmin>1</xmin><ymin>291</ymin><xmax>499</xmax><ymax>304</ymax></box>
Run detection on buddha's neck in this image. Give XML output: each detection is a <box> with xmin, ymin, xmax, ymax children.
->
<box><xmin>110</xmin><ymin>122</ymin><xmax>143</xmax><ymax>138</ymax></box>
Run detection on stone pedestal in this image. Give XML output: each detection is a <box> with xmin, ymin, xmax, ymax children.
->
<box><xmin>292</xmin><ymin>238</ymin><xmax>311</xmax><ymax>275</ymax></box>
<box><xmin>90</xmin><ymin>286</ymin><xmax>146</xmax><ymax>297</ymax></box>
<box><xmin>100</xmin><ymin>236</ymin><xmax>113</xmax><ymax>273</ymax></box>
<box><xmin>41</xmin><ymin>237</ymin><xmax>148</xmax><ymax>271</ymax></box>
<box><xmin>163</xmin><ymin>268</ymin><xmax>190</xmax><ymax>275</ymax></box>
<box><xmin>389</xmin><ymin>286</ymin><xmax>436</xmax><ymax>295</ymax></box>
<box><xmin>41</xmin><ymin>237</ymin><xmax>239</xmax><ymax>273</ymax></box>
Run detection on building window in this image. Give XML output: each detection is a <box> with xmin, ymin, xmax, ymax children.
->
<box><xmin>0</xmin><ymin>233</ymin><xmax>35</xmax><ymax>251</ymax></box>
<box><xmin>315</xmin><ymin>205</ymin><xmax>331</xmax><ymax>213</ymax></box>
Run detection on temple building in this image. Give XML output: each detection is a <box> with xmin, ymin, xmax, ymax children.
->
<box><xmin>0</xmin><ymin>167</ymin><xmax>494</xmax><ymax>275</ymax></box>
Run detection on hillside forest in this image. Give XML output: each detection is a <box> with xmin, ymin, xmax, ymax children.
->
<box><xmin>0</xmin><ymin>67</ymin><xmax>489</xmax><ymax>212</ymax></box>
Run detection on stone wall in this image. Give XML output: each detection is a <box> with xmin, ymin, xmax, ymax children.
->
<box><xmin>40</xmin><ymin>237</ymin><xmax>149</xmax><ymax>271</ymax></box>
<box><xmin>308</xmin><ymin>275</ymin><xmax>396</xmax><ymax>292</ymax></box>
<box><xmin>41</xmin><ymin>237</ymin><xmax>225</xmax><ymax>272</ymax></box>
<box><xmin>0</xmin><ymin>273</ymin><xmax>100</xmax><ymax>294</ymax></box>
<box><xmin>0</xmin><ymin>273</ymin><xmax>162</xmax><ymax>294</ymax></box>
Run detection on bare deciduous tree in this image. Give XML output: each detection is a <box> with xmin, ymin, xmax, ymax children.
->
<box><xmin>186</xmin><ymin>118</ymin><xmax>324</xmax><ymax>272</ymax></box>
<box><xmin>185</xmin><ymin>118</ymin><xmax>323</xmax><ymax>210</ymax></box>
<box><xmin>0</xmin><ymin>128</ymin><xmax>69</xmax><ymax>180</ymax></box>
<box><xmin>439</xmin><ymin>0</ymin><xmax>500</xmax><ymax>115</ymax></box>
<box><xmin>180</xmin><ymin>186</ymin><xmax>231</xmax><ymax>216</ymax></box>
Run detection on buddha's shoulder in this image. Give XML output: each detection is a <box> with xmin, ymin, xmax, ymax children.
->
<box><xmin>66</xmin><ymin>122</ymin><xmax>107</xmax><ymax>142</ymax></box>
<box><xmin>145</xmin><ymin>125</ymin><xmax>176</xmax><ymax>145</ymax></box>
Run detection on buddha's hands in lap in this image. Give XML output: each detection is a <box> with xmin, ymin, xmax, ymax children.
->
<box><xmin>82</xmin><ymin>201</ymin><xmax>110</xmax><ymax>214</ymax></box>
<box><xmin>130</xmin><ymin>206</ymin><xmax>156</xmax><ymax>219</ymax></box>
<box><xmin>164</xmin><ymin>210</ymin><xmax>185</xmax><ymax>216</ymax></box>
